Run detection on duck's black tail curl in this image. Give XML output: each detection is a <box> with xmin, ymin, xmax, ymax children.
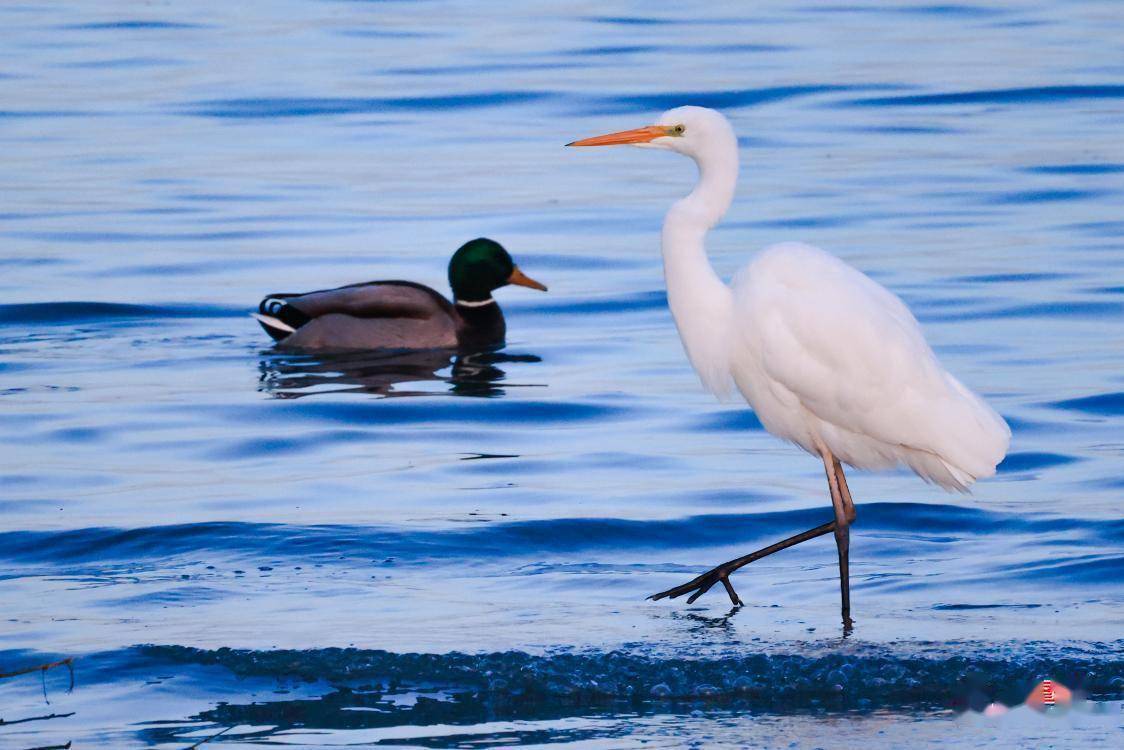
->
<box><xmin>255</xmin><ymin>295</ymin><xmax>311</xmax><ymax>341</ymax></box>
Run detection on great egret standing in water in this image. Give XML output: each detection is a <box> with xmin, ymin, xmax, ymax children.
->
<box><xmin>568</xmin><ymin>106</ymin><xmax>1009</xmax><ymax>629</ymax></box>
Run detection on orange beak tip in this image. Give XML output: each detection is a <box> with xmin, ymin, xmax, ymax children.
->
<box><xmin>566</xmin><ymin>125</ymin><xmax>667</xmax><ymax>148</ymax></box>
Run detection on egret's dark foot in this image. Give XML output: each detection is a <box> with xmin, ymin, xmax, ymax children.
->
<box><xmin>648</xmin><ymin>520</ymin><xmax>838</xmax><ymax>608</ymax></box>
<box><xmin>648</xmin><ymin>565</ymin><xmax>744</xmax><ymax>606</ymax></box>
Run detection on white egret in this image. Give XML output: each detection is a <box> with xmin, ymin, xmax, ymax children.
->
<box><xmin>568</xmin><ymin>107</ymin><xmax>1009</xmax><ymax>629</ymax></box>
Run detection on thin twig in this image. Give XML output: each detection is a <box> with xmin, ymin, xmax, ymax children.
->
<box><xmin>0</xmin><ymin>711</ymin><xmax>76</xmax><ymax>727</ymax></box>
<box><xmin>185</xmin><ymin>725</ymin><xmax>233</xmax><ymax>749</ymax></box>
<box><xmin>0</xmin><ymin>657</ymin><xmax>74</xmax><ymax>705</ymax></box>
<box><xmin>0</xmin><ymin>657</ymin><xmax>74</xmax><ymax>681</ymax></box>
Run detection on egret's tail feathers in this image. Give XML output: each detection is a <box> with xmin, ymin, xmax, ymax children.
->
<box><xmin>252</xmin><ymin>312</ymin><xmax>296</xmax><ymax>340</ymax></box>
<box><xmin>898</xmin><ymin>449</ymin><xmax>978</xmax><ymax>493</ymax></box>
<box><xmin>937</xmin><ymin>458</ymin><xmax>977</xmax><ymax>493</ymax></box>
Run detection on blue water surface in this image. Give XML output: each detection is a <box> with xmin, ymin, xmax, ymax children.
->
<box><xmin>2</xmin><ymin>0</ymin><xmax>1123</xmax><ymax>747</ymax></box>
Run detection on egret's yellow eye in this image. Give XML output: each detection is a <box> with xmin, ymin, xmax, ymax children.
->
<box><xmin>671</xmin><ymin>124</ymin><xmax>686</xmax><ymax>136</ymax></box>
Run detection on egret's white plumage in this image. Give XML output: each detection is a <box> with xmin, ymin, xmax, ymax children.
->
<box><xmin>569</xmin><ymin>106</ymin><xmax>1010</xmax><ymax>624</ymax></box>
<box><xmin>601</xmin><ymin>106</ymin><xmax>1010</xmax><ymax>490</ymax></box>
<box><xmin>729</xmin><ymin>242</ymin><xmax>1008</xmax><ymax>491</ymax></box>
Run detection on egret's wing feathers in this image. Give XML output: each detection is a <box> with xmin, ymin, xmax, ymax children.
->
<box><xmin>732</xmin><ymin>243</ymin><xmax>1009</xmax><ymax>489</ymax></box>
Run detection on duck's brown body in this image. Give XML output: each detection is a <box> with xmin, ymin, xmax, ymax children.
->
<box><xmin>258</xmin><ymin>280</ymin><xmax>506</xmax><ymax>351</ymax></box>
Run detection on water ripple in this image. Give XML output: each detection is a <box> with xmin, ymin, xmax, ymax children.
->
<box><xmin>997</xmin><ymin>452</ymin><xmax>1081</xmax><ymax>472</ymax></box>
<box><xmin>1023</xmin><ymin>163</ymin><xmax>1124</xmax><ymax>175</ymax></box>
<box><xmin>0</xmin><ymin>301</ymin><xmax>242</xmax><ymax>325</ymax></box>
<box><xmin>59</xmin><ymin>20</ymin><xmax>206</xmax><ymax>30</ymax></box>
<box><xmin>186</xmin><ymin>92</ymin><xmax>549</xmax><ymax>118</ymax></box>
<box><xmin>852</xmin><ymin>84</ymin><xmax>1124</xmax><ymax>107</ymax></box>
<box><xmin>2</xmin><ymin>503</ymin><xmax>1119</xmax><ymax>567</ymax></box>
<box><xmin>592</xmin><ymin>85</ymin><xmax>867</xmax><ymax>113</ymax></box>
<box><xmin>1050</xmin><ymin>392</ymin><xmax>1124</xmax><ymax>417</ymax></box>
<box><xmin>124</xmin><ymin>641</ymin><xmax>1124</xmax><ymax>710</ymax></box>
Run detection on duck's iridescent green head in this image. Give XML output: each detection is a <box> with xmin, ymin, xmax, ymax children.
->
<box><xmin>448</xmin><ymin>238</ymin><xmax>546</xmax><ymax>303</ymax></box>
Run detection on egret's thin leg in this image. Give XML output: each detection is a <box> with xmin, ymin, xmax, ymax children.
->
<box><xmin>648</xmin><ymin>519</ymin><xmax>837</xmax><ymax>606</ymax></box>
<box><xmin>833</xmin><ymin>456</ymin><xmax>857</xmax><ymax>523</ymax></box>
<box><xmin>648</xmin><ymin>453</ymin><xmax>860</xmax><ymax>611</ymax></box>
<box><xmin>823</xmin><ymin>450</ymin><xmax>854</xmax><ymax>630</ymax></box>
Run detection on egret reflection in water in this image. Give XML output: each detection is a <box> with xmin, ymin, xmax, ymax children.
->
<box><xmin>257</xmin><ymin>347</ymin><xmax>542</xmax><ymax>399</ymax></box>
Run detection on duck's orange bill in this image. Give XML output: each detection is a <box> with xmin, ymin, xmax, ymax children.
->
<box><xmin>508</xmin><ymin>266</ymin><xmax>547</xmax><ymax>291</ymax></box>
<box><xmin>566</xmin><ymin>125</ymin><xmax>668</xmax><ymax>147</ymax></box>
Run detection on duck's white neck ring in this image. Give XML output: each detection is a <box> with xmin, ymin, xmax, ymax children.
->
<box><xmin>455</xmin><ymin>297</ymin><xmax>496</xmax><ymax>308</ymax></box>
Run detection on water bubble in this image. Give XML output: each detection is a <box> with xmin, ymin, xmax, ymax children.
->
<box><xmin>732</xmin><ymin>675</ymin><xmax>756</xmax><ymax>692</ymax></box>
<box><xmin>695</xmin><ymin>683</ymin><xmax>719</xmax><ymax>697</ymax></box>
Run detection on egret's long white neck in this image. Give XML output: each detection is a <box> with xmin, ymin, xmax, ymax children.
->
<box><xmin>660</xmin><ymin>132</ymin><xmax>739</xmax><ymax>397</ymax></box>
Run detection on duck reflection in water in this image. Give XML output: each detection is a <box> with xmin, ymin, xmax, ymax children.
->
<box><xmin>257</xmin><ymin>347</ymin><xmax>542</xmax><ymax>399</ymax></box>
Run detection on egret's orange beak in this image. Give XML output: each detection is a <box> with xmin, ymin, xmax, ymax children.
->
<box><xmin>508</xmin><ymin>266</ymin><xmax>547</xmax><ymax>291</ymax></box>
<box><xmin>566</xmin><ymin>125</ymin><xmax>671</xmax><ymax>147</ymax></box>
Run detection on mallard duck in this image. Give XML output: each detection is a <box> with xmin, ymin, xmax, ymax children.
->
<box><xmin>253</xmin><ymin>238</ymin><xmax>546</xmax><ymax>350</ymax></box>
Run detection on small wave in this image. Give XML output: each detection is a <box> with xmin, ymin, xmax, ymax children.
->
<box><xmin>0</xmin><ymin>301</ymin><xmax>243</xmax><ymax>325</ymax></box>
<box><xmin>954</xmin><ymin>272</ymin><xmax>1071</xmax><ymax>284</ymax></box>
<box><xmin>215</xmin><ymin>397</ymin><xmax>639</xmax><ymax>428</ymax></box>
<box><xmin>1023</xmin><ymin>163</ymin><xmax>1124</xmax><ymax>175</ymax></box>
<box><xmin>986</xmin><ymin>189</ymin><xmax>1106</xmax><ymax>204</ymax></box>
<box><xmin>2</xmin><ymin>503</ymin><xmax>1120</xmax><ymax>567</ymax></box>
<box><xmin>850</xmin><ymin>124</ymin><xmax>958</xmax><ymax>134</ymax></box>
<box><xmin>335</xmin><ymin>28</ymin><xmax>438</xmax><ymax>40</ymax></box>
<box><xmin>566</xmin><ymin>44</ymin><xmax>663</xmax><ymax>57</ymax></box>
<box><xmin>0</xmin><ymin>109</ymin><xmax>93</xmax><ymax>119</ymax></box>
<box><xmin>57</xmin><ymin>55</ymin><xmax>182</xmax><ymax>70</ymax></box>
<box><xmin>0</xmin><ymin>256</ymin><xmax>67</xmax><ymax>267</ymax></box>
<box><xmin>121</xmin><ymin>642</ymin><xmax>1124</xmax><ymax>710</ymax></box>
<box><xmin>933</xmin><ymin>603</ymin><xmax>1043</xmax><ymax>610</ymax></box>
<box><xmin>1060</xmin><ymin>553</ymin><xmax>1124</xmax><ymax>579</ymax></box>
<box><xmin>507</xmin><ymin>253</ymin><xmax>648</xmax><ymax>271</ymax></box>
<box><xmin>892</xmin><ymin>4</ymin><xmax>1006</xmax><ymax>18</ymax></box>
<box><xmin>689</xmin><ymin>409</ymin><xmax>765</xmax><ymax>432</ymax></box>
<box><xmin>14</xmin><ymin>641</ymin><xmax>1118</xmax><ymax>742</ymax></box>
<box><xmin>803</xmin><ymin>4</ymin><xmax>1006</xmax><ymax>18</ymax></box>
<box><xmin>59</xmin><ymin>20</ymin><xmax>205</xmax><ymax>30</ymax></box>
<box><xmin>512</xmin><ymin>290</ymin><xmax>667</xmax><ymax>317</ymax></box>
<box><xmin>5</xmin><ymin>227</ymin><xmax>343</xmax><ymax>242</ymax></box>
<box><xmin>89</xmin><ymin>258</ymin><xmax>263</xmax><ymax>277</ymax></box>
<box><xmin>1050</xmin><ymin>392</ymin><xmax>1124</xmax><ymax>417</ymax></box>
<box><xmin>590</xmin><ymin>85</ymin><xmax>863</xmax><ymax>113</ymax></box>
<box><xmin>186</xmin><ymin>92</ymin><xmax>548</xmax><ymax>119</ymax></box>
<box><xmin>997</xmin><ymin>452</ymin><xmax>1080</xmax><ymax>472</ymax></box>
<box><xmin>926</xmin><ymin>300</ymin><xmax>1124</xmax><ymax>322</ymax></box>
<box><xmin>852</xmin><ymin>85</ymin><xmax>1124</xmax><ymax>107</ymax></box>
<box><xmin>582</xmin><ymin>15</ymin><xmax>696</xmax><ymax>26</ymax></box>
<box><xmin>995</xmin><ymin>554</ymin><xmax>1124</xmax><ymax>584</ymax></box>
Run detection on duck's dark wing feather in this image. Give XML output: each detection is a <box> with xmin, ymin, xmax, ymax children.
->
<box><xmin>264</xmin><ymin>280</ymin><xmax>452</xmax><ymax>320</ymax></box>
